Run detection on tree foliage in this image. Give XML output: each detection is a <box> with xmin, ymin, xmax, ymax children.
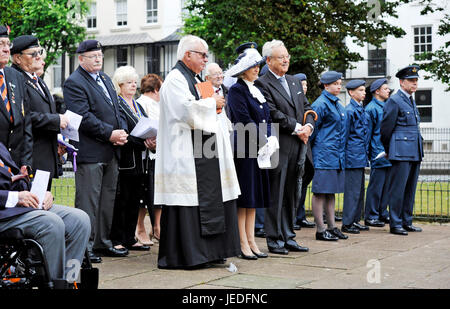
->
<box><xmin>0</xmin><ymin>0</ymin><xmax>89</xmax><ymax>73</ymax></box>
<box><xmin>183</xmin><ymin>0</ymin><xmax>408</xmax><ymax>99</ymax></box>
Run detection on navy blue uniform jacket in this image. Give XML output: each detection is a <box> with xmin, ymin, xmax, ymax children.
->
<box><xmin>344</xmin><ymin>99</ymin><xmax>369</xmax><ymax>169</ymax></box>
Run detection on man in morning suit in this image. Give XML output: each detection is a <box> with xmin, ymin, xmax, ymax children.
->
<box><xmin>254</xmin><ymin>40</ymin><xmax>315</xmax><ymax>254</ymax></box>
<box><xmin>10</xmin><ymin>35</ymin><xmax>69</xmax><ymax>190</ymax></box>
<box><xmin>0</xmin><ymin>26</ymin><xmax>33</xmax><ymax>176</ymax></box>
<box><xmin>381</xmin><ymin>65</ymin><xmax>423</xmax><ymax>236</ymax></box>
<box><xmin>63</xmin><ymin>40</ymin><xmax>128</xmax><ymax>262</ymax></box>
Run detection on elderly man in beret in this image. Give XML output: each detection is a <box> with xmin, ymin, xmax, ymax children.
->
<box><xmin>0</xmin><ymin>26</ymin><xmax>33</xmax><ymax>175</ymax></box>
<box><xmin>381</xmin><ymin>65</ymin><xmax>423</xmax><ymax>235</ymax></box>
<box><xmin>63</xmin><ymin>39</ymin><xmax>128</xmax><ymax>262</ymax></box>
<box><xmin>364</xmin><ymin>78</ymin><xmax>391</xmax><ymax>228</ymax></box>
<box><xmin>10</xmin><ymin>35</ymin><xmax>69</xmax><ymax>190</ymax></box>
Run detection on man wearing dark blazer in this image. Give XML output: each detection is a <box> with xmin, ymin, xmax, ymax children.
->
<box><xmin>0</xmin><ymin>26</ymin><xmax>33</xmax><ymax>176</ymax></box>
<box><xmin>10</xmin><ymin>35</ymin><xmax>69</xmax><ymax>190</ymax></box>
<box><xmin>63</xmin><ymin>40</ymin><xmax>128</xmax><ymax>262</ymax></box>
<box><xmin>255</xmin><ymin>40</ymin><xmax>315</xmax><ymax>254</ymax></box>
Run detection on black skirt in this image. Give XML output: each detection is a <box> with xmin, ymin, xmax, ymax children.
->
<box><xmin>157</xmin><ymin>200</ymin><xmax>240</xmax><ymax>269</ymax></box>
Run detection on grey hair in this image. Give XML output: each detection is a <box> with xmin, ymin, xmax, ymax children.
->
<box><xmin>176</xmin><ymin>35</ymin><xmax>208</xmax><ymax>61</ymax></box>
<box><xmin>112</xmin><ymin>65</ymin><xmax>139</xmax><ymax>95</ymax></box>
<box><xmin>205</xmin><ymin>62</ymin><xmax>221</xmax><ymax>77</ymax></box>
<box><xmin>262</xmin><ymin>40</ymin><xmax>285</xmax><ymax>58</ymax></box>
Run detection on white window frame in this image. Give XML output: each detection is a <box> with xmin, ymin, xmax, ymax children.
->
<box><xmin>413</xmin><ymin>25</ymin><xmax>432</xmax><ymax>60</ymax></box>
<box><xmin>87</xmin><ymin>2</ymin><xmax>97</xmax><ymax>29</ymax></box>
<box><xmin>146</xmin><ymin>0</ymin><xmax>158</xmax><ymax>24</ymax></box>
<box><xmin>116</xmin><ymin>0</ymin><xmax>128</xmax><ymax>27</ymax></box>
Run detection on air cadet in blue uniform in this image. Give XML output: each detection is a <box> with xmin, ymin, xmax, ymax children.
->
<box><xmin>381</xmin><ymin>65</ymin><xmax>423</xmax><ymax>235</ymax></box>
<box><xmin>364</xmin><ymin>78</ymin><xmax>391</xmax><ymax>227</ymax></box>
<box><xmin>342</xmin><ymin>79</ymin><xmax>370</xmax><ymax>234</ymax></box>
<box><xmin>310</xmin><ymin>71</ymin><xmax>348</xmax><ymax>241</ymax></box>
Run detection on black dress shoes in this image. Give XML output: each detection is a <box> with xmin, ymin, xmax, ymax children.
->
<box><xmin>380</xmin><ymin>217</ymin><xmax>390</xmax><ymax>224</ymax></box>
<box><xmin>96</xmin><ymin>247</ymin><xmax>129</xmax><ymax>257</ymax></box>
<box><xmin>251</xmin><ymin>250</ymin><xmax>268</xmax><ymax>258</ymax></box>
<box><xmin>328</xmin><ymin>227</ymin><xmax>348</xmax><ymax>239</ymax></box>
<box><xmin>268</xmin><ymin>247</ymin><xmax>289</xmax><ymax>255</ymax></box>
<box><xmin>285</xmin><ymin>242</ymin><xmax>309</xmax><ymax>252</ymax></box>
<box><xmin>403</xmin><ymin>225</ymin><xmax>422</xmax><ymax>232</ymax></box>
<box><xmin>315</xmin><ymin>230</ymin><xmax>338</xmax><ymax>241</ymax></box>
<box><xmin>390</xmin><ymin>227</ymin><xmax>408</xmax><ymax>235</ymax></box>
<box><xmin>342</xmin><ymin>224</ymin><xmax>360</xmax><ymax>234</ymax></box>
<box><xmin>87</xmin><ymin>251</ymin><xmax>102</xmax><ymax>263</ymax></box>
<box><xmin>365</xmin><ymin>219</ymin><xmax>385</xmax><ymax>227</ymax></box>
<box><xmin>126</xmin><ymin>244</ymin><xmax>151</xmax><ymax>251</ymax></box>
<box><xmin>239</xmin><ymin>251</ymin><xmax>258</xmax><ymax>260</ymax></box>
<box><xmin>335</xmin><ymin>215</ymin><xmax>343</xmax><ymax>222</ymax></box>
<box><xmin>299</xmin><ymin>219</ymin><xmax>316</xmax><ymax>228</ymax></box>
<box><xmin>293</xmin><ymin>224</ymin><xmax>301</xmax><ymax>230</ymax></box>
<box><xmin>353</xmin><ymin>222</ymin><xmax>369</xmax><ymax>231</ymax></box>
<box><xmin>254</xmin><ymin>228</ymin><xmax>267</xmax><ymax>238</ymax></box>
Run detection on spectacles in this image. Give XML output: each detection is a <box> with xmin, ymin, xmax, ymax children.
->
<box><xmin>0</xmin><ymin>41</ymin><xmax>12</xmax><ymax>49</ymax></box>
<box><xmin>272</xmin><ymin>54</ymin><xmax>291</xmax><ymax>61</ymax></box>
<box><xmin>209</xmin><ymin>73</ymin><xmax>224</xmax><ymax>78</ymax></box>
<box><xmin>82</xmin><ymin>53</ymin><xmax>104</xmax><ymax>59</ymax></box>
<box><xmin>21</xmin><ymin>49</ymin><xmax>44</xmax><ymax>58</ymax></box>
<box><xmin>189</xmin><ymin>50</ymin><xmax>208</xmax><ymax>59</ymax></box>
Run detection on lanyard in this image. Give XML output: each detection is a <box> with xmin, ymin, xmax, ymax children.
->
<box><xmin>119</xmin><ymin>96</ymin><xmax>142</xmax><ymax>118</ymax></box>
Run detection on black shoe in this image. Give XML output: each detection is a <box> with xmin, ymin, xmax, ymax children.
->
<box><xmin>299</xmin><ymin>219</ymin><xmax>316</xmax><ymax>228</ymax></box>
<box><xmin>365</xmin><ymin>219</ymin><xmax>385</xmax><ymax>227</ymax></box>
<box><xmin>95</xmin><ymin>247</ymin><xmax>129</xmax><ymax>257</ymax></box>
<box><xmin>315</xmin><ymin>230</ymin><xmax>338</xmax><ymax>241</ymax></box>
<box><xmin>126</xmin><ymin>244</ymin><xmax>151</xmax><ymax>251</ymax></box>
<box><xmin>353</xmin><ymin>222</ymin><xmax>369</xmax><ymax>231</ymax></box>
<box><xmin>403</xmin><ymin>225</ymin><xmax>422</xmax><ymax>232</ymax></box>
<box><xmin>342</xmin><ymin>224</ymin><xmax>360</xmax><ymax>234</ymax></box>
<box><xmin>285</xmin><ymin>242</ymin><xmax>309</xmax><ymax>252</ymax></box>
<box><xmin>268</xmin><ymin>247</ymin><xmax>289</xmax><ymax>255</ymax></box>
<box><xmin>239</xmin><ymin>251</ymin><xmax>258</xmax><ymax>260</ymax></box>
<box><xmin>254</xmin><ymin>228</ymin><xmax>266</xmax><ymax>238</ymax></box>
<box><xmin>328</xmin><ymin>227</ymin><xmax>348</xmax><ymax>239</ymax></box>
<box><xmin>87</xmin><ymin>251</ymin><xmax>102</xmax><ymax>264</ymax></box>
<box><xmin>251</xmin><ymin>250</ymin><xmax>268</xmax><ymax>258</ymax></box>
<box><xmin>335</xmin><ymin>215</ymin><xmax>343</xmax><ymax>222</ymax></box>
<box><xmin>390</xmin><ymin>227</ymin><xmax>408</xmax><ymax>235</ymax></box>
<box><xmin>293</xmin><ymin>224</ymin><xmax>301</xmax><ymax>230</ymax></box>
<box><xmin>380</xmin><ymin>217</ymin><xmax>390</xmax><ymax>224</ymax></box>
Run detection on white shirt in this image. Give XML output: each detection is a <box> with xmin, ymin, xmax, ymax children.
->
<box><xmin>154</xmin><ymin>68</ymin><xmax>240</xmax><ymax>206</ymax></box>
<box><xmin>136</xmin><ymin>94</ymin><xmax>160</xmax><ymax>160</ymax></box>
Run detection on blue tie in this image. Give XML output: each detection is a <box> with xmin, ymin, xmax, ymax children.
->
<box><xmin>278</xmin><ymin>76</ymin><xmax>291</xmax><ymax>98</ymax></box>
<box><xmin>96</xmin><ymin>74</ymin><xmax>112</xmax><ymax>104</ymax></box>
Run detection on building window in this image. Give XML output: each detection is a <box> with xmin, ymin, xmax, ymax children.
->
<box><xmin>146</xmin><ymin>0</ymin><xmax>158</xmax><ymax>24</ymax></box>
<box><xmin>413</xmin><ymin>26</ymin><xmax>432</xmax><ymax>60</ymax></box>
<box><xmin>368</xmin><ymin>42</ymin><xmax>386</xmax><ymax>76</ymax></box>
<box><xmin>87</xmin><ymin>2</ymin><xmax>97</xmax><ymax>29</ymax></box>
<box><xmin>116</xmin><ymin>0</ymin><xmax>127</xmax><ymax>27</ymax></box>
<box><xmin>415</xmin><ymin>89</ymin><xmax>432</xmax><ymax>122</ymax></box>
<box><xmin>53</xmin><ymin>56</ymin><xmax>62</xmax><ymax>89</ymax></box>
<box><xmin>116</xmin><ymin>46</ymin><xmax>128</xmax><ymax>68</ymax></box>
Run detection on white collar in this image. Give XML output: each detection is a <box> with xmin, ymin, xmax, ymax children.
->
<box><xmin>268</xmin><ymin>68</ymin><xmax>284</xmax><ymax>80</ymax></box>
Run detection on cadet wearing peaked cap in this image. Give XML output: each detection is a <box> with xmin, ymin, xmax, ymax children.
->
<box><xmin>364</xmin><ymin>77</ymin><xmax>391</xmax><ymax>228</ymax></box>
<box><xmin>381</xmin><ymin>65</ymin><xmax>423</xmax><ymax>235</ymax></box>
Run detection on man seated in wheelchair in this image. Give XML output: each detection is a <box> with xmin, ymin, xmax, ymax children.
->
<box><xmin>0</xmin><ymin>142</ymin><xmax>90</xmax><ymax>288</ymax></box>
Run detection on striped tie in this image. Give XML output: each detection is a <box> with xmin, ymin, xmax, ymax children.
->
<box><xmin>0</xmin><ymin>71</ymin><xmax>13</xmax><ymax>123</ymax></box>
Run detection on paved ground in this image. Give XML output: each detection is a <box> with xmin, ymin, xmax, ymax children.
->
<box><xmin>95</xmin><ymin>218</ymin><xmax>450</xmax><ymax>289</ymax></box>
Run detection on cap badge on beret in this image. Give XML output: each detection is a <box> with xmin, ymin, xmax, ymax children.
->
<box><xmin>412</xmin><ymin>67</ymin><xmax>417</xmax><ymax>73</ymax></box>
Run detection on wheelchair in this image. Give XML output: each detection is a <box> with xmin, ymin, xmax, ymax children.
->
<box><xmin>0</xmin><ymin>228</ymin><xmax>98</xmax><ymax>289</ymax></box>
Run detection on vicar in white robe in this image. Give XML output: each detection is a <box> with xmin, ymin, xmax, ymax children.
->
<box><xmin>154</xmin><ymin>35</ymin><xmax>241</xmax><ymax>269</ymax></box>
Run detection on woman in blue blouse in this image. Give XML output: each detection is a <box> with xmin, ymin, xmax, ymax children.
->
<box><xmin>310</xmin><ymin>71</ymin><xmax>348</xmax><ymax>241</ymax></box>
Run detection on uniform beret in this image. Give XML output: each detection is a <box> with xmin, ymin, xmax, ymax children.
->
<box><xmin>259</xmin><ymin>63</ymin><xmax>269</xmax><ymax>76</ymax></box>
<box><xmin>76</xmin><ymin>39</ymin><xmax>102</xmax><ymax>53</ymax></box>
<box><xmin>370</xmin><ymin>78</ymin><xmax>388</xmax><ymax>93</ymax></box>
<box><xmin>346</xmin><ymin>79</ymin><xmax>366</xmax><ymax>90</ymax></box>
<box><xmin>10</xmin><ymin>35</ymin><xmax>39</xmax><ymax>55</ymax></box>
<box><xmin>395</xmin><ymin>65</ymin><xmax>420</xmax><ymax>79</ymax></box>
<box><xmin>0</xmin><ymin>25</ymin><xmax>10</xmax><ymax>38</ymax></box>
<box><xmin>235</xmin><ymin>42</ymin><xmax>258</xmax><ymax>55</ymax></box>
<box><xmin>294</xmin><ymin>73</ymin><xmax>307</xmax><ymax>82</ymax></box>
<box><xmin>320</xmin><ymin>71</ymin><xmax>342</xmax><ymax>84</ymax></box>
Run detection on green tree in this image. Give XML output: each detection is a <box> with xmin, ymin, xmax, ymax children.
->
<box><xmin>0</xmin><ymin>0</ymin><xmax>89</xmax><ymax>73</ymax></box>
<box><xmin>182</xmin><ymin>0</ymin><xmax>410</xmax><ymax>99</ymax></box>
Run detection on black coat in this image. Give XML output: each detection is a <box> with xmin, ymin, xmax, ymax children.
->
<box><xmin>0</xmin><ymin>67</ymin><xmax>33</xmax><ymax>168</ymax></box>
<box><xmin>63</xmin><ymin>66</ymin><xmax>127</xmax><ymax>163</ymax></box>
<box><xmin>12</xmin><ymin>64</ymin><xmax>63</xmax><ymax>179</ymax></box>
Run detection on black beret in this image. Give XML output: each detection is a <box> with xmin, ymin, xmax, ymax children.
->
<box><xmin>10</xmin><ymin>35</ymin><xmax>40</xmax><ymax>55</ymax></box>
<box><xmin>395</xmin><ymin>65</ymin><xmax>420</xmax><ymax>79</ymax></box>
<box><xmin>0</xmin><ymin>25</ymin><xmax>10</xmax><ymax>38</ymax></box>
<box><xmin>76</xmin><ymin>39</ymin><xmax>102</xmax><ymax>53</ymax></box>
<box><xmin>235</xmin><ymin>42</ymin><xmax>258</xmax><ymax>55</ymax></box>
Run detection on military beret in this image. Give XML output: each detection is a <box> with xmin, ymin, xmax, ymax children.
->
<box><xmin>320</xmin><ymin>71</ymin><xmax>342</xmax><ymax>84</ymax></box>
<box><xmin>395</xmin><ymin>65</ymin><xmax>420</xmax><ymax>79</ymax></box>
<box><xmin>294</xmin><ymin>73</ymin><xmax>307</xmax><ymax>82</ymax></box>
<box><xmin>235</xmin><ymin>42</ymin><xmax>258</xmax><ymax>55</ymax></box>
<box><xmin>346</xmin><ymin>79</ymin><xmax>366</xmax><ymax>90</ymax></box>
<box><xmin>370</xmin><ymin>78</ymin><xmax>388</xmax><ymax>93</ymax></box>
<box><xmin>0</xmin><ymin>25</ymin><xmax>10</xmax><ymax>38</ymax></box>
<box><xmin>10</xmin><ymin>35</ymin><xmax>40</xmax><ymax>55</ymax></box>
<box><xmin>76</xmin><ymin>39</ymin><xmax>102</xmax><ymax>53</ymax></box>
